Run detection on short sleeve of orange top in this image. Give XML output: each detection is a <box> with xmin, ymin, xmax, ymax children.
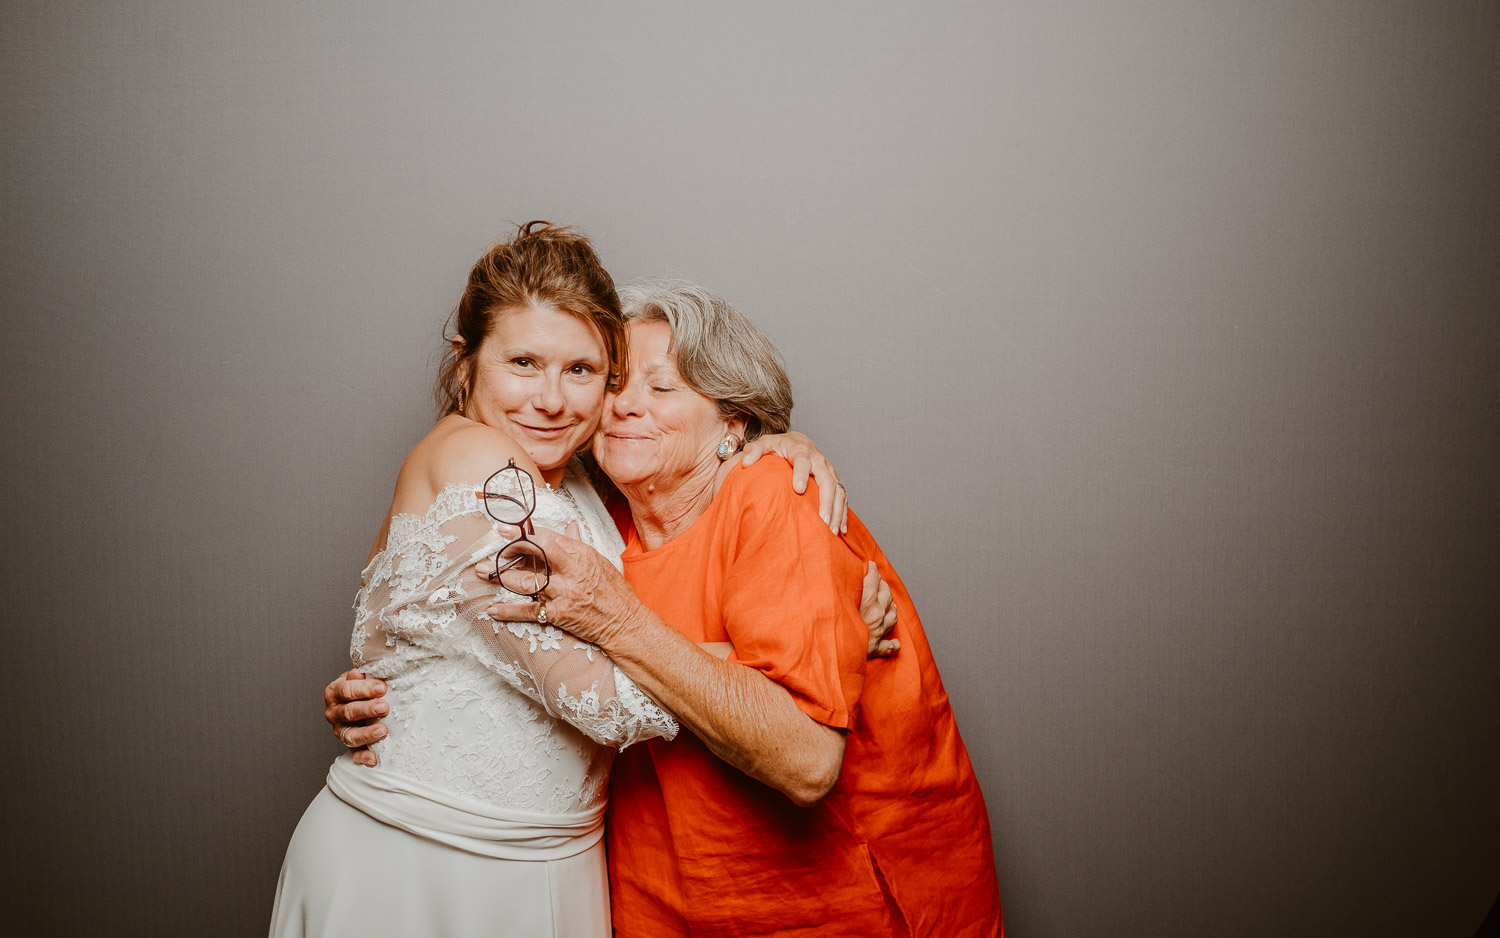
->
<box><xmin>605</xmin><ymin>459</ymin><xmax>1003</xmax><ymax>938</ymax></box>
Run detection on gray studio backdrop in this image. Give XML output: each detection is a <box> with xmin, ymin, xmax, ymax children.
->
<box><xmin>2</xmin><ymin>2</ymin><xmax>1496</xmax><ymax>936</ymax></box>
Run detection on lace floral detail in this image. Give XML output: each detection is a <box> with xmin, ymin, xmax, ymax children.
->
<box><xmin>350</xmin><ymin>460</ymin><xmax>676</xmax><ymax>815</ymax></box>
<box><xmin>489</xmin><ymin>618</ymin><xmax>567</xmax><ymax>653</ymax></box>
<box><xmin>389</xmin><ymin>528</ymin><xmax>456</xmax><ymax>595</ymax></box>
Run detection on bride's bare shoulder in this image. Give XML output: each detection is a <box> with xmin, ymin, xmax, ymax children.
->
<box><xmin>395</xmin><ymin>416</ymin><xmax>541</xmax><ymax>506</ymax></box>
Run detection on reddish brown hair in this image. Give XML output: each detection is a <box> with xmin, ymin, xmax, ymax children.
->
<box><xmin>436</xmin><ymin>221</ymin><xmax>625</xmax><ymax>415</ymax></box>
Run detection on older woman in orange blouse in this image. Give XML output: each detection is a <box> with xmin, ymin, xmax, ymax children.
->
<box><xmin>481</xmin><ymin>279</ymin><xmax>1003</xmax><ymax>937</ymax></box>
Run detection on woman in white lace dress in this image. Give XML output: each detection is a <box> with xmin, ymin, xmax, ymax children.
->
<box><xmin>270</xmin><ymin>223</ymin><xmax>853</xmax><ymax>938</ymax></box>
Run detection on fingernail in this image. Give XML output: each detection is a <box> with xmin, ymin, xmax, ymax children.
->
<box><xmin>373</xmin><ymin>682</ymin><xmax>387</xmax><ymax>694</ymax></box>
<box><xmin>374</xmin><ymin>702</ymin><xmax>388</xmax><ymax>715</ymax></box>
<box><xmin>373</xmin><ymin>726</ymin><xmax>387</xmax><ymax>738</ymax></box>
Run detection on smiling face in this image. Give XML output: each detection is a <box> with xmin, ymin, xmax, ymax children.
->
<box><xmin>595</xmin><ymin>319</ymin><xmax>745</xmax><ymax>491</ymax></box>
<box><xmin>462</xmin><ymin>302</ymin><xmax>610</xmax><ymax>481</ymax></box>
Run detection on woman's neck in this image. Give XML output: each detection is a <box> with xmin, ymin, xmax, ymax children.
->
<box><xmin>622</xmin><ymin>456</ymin><xmax>740</xmax><ymax>550</ymax></box>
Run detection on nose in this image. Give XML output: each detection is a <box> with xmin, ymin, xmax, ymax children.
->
<box><xmin>535</xmin><ymin>371</ymin><xmax>565</xmax><ymax>415</ymax></box>
<box><xmin>609</xmin><ymin>378</ymin><xmax>645</xmax><ymax>419</ymax></box>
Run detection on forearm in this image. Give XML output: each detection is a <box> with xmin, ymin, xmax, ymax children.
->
<box><xmin>608</xmin><ymin>602</ymin><xmax>845</xmax><ymax>806</ymax></box>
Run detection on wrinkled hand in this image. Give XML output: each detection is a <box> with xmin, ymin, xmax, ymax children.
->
<box><xmin>480</xmin><ymin>522</ymin><xmax>649</xmax><ymax>649</ymax></box>
<box><xmin>323</xmin><ymin>668</ymin><xmax>389</xmax><ymax>767</ymax></box>
<box><xmin>741</xmin><ymin>431</ymin><xmax>848</xmax><ymax>534</ymax></box>
<box><xmin>859</xmin><ymin>561</ymin><xmax>900</xmax><ymax>658</ymax></box>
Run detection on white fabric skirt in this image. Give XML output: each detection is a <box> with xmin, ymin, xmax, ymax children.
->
<box><xmin>269</xmin><ymin>787</ymin><xmax>611</xmax><ymax>937</ymax></box>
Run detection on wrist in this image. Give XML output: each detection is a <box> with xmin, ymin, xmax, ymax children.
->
<box><xmin>591</xmin><ymin>594</ymin><xmax>658</xmax><ymax>658</ymax></box>
<box><xmin>616</xmin><ymin>596</ymin><xmax>657</xmax><ymax>642</ymax></box>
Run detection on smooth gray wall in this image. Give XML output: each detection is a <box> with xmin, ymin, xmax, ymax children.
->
<box><xmin>2</xmin><ymin>2</ymin><xmax>1496</xmax><ymax>935</ymax></box>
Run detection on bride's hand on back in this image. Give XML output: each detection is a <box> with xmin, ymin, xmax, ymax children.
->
<box><xmin>741</xmin><ymin>431</ymin><xmax>848</xmax><ymax>535</ymax></box>
<box><xmin>860</xmin><ymin>561</ymin><xmax>900</xmax><ymax>658</ymax></box>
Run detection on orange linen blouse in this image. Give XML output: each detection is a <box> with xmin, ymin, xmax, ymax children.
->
<box><xmin>606</xmin><ymin>458</ymin><xmax>1003</xmax><ymax>938</ymax></box>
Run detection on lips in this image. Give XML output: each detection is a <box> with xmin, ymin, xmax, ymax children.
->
<box><xmin>517</xmin><ymin>423</ymin><xmax>573</xmax><ymax>439</ymax></box>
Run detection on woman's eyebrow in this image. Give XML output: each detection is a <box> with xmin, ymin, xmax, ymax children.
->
<box><xmin>640</xmin><ymin>360</ymin><xmax>679</xmax><ymax>376</ymax></box>
<box><xmin>491</xmin><ymin>346</ymin><xmax>604</xmax><ymax>365</ymax></box>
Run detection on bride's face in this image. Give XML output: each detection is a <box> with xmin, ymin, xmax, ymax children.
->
<box><xmin>463</xmin><ymin>303</ymin><xmax>610</xmax><ymax>476</ymax></box>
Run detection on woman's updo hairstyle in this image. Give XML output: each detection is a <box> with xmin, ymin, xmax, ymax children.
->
<box><xmin>436</xmin><ymin>221</ymin><xmax>625</xmax><ymax>416</ymax></box>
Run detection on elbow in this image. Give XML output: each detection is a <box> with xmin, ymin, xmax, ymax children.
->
<box><xmin>785</xmin><ymin>775</ymin><xmax>837</xmax><ymax>808</ymax></box>
<box><xmin>782</xmin><ymin>736</ymin><xmax>844</xmax><ymax>807</ymax></box>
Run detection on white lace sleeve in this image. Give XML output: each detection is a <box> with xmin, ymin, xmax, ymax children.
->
<box><xmin>353</xmin><ymin>483</ymin><xmax>677</xmax><ymax>749</ymax></box>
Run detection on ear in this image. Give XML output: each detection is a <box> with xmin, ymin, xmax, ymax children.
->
<box><xmin>725</xmin><ymin>413</ymin><xmax>749</xmax><ymax>444</ymax></box>
<box><xmin>450</xmin><ymin>335</ymin><xmax>471</xmax><ymax>385</ymax></box>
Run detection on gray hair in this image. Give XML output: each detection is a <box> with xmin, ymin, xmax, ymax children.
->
<box><xmin>617</xmin><ymin>278</ymin><xmax>793</xmax><ymax>441</ymax></box>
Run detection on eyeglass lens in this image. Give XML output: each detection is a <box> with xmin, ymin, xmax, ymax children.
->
<box><xmin>481</xmin><ymin>462</ymin><xmax>537</xmax><ymax>526</ymax></box>
<box><xmin>479</xmin><ymin>460</ymin><xmax>551</xmax><ymax>597</ymax></box>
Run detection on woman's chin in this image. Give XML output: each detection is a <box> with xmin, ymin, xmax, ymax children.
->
<box><xmin>596</xmin><ymin>453</ymin><xmax>656</xmax><ymax>488</ymax></box>
<box><xmin>519</xmin><ymin>440</ymin><xmax>575</xmax><ymax>475</ymax></box>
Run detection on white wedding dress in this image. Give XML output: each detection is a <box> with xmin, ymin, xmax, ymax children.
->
<box><xmin>270</xmin><ymin>459</ymin><xmax>677</xmax><ymax>938</ymax></box>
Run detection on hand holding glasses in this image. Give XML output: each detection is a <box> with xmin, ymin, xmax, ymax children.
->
<box><xmin>475</xmin><ymin>459</ymin><xmax>551</xmax><ymax>601</ymax></box>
